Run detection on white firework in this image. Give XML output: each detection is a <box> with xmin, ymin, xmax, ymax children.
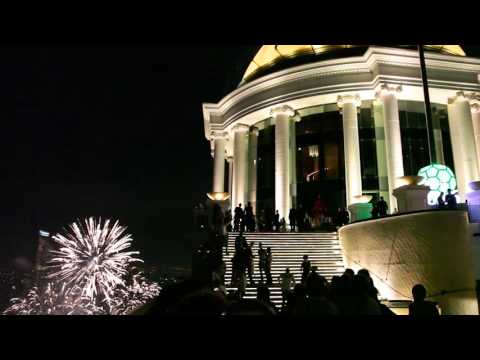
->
<box><xmin>3</xmin><ymin>283</ymin><xmax>105</xmax><ymax>315</ymax></box>
<box><xmin>110</xmin><ymin>273</ymin><xmax>162</xmax><ymax>315</ymax></box>
<box><xmin>47</xmin><ymin>217</ymin><xmax>142</xmax><ymax>303</ymax></box>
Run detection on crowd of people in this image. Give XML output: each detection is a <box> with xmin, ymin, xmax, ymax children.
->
<box><xmin>227</xmin><ymin>202</ymin><xmax>352</xmax><ymax>233</ymax></box>
<box><xmin>140</xmin><ymin>258</ymin><xmax>440</xmax><ymax>317</ymax></box>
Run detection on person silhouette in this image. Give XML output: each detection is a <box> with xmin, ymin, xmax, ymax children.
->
<box><xmin>258</xmin><ymin>242</ymin><xmax>267</xmax><ymax>284</ymax></box>
<box><xmin>301</xmin><ymin>255</ymin><xmax>311</xmax><ymax>284</ymax></box>
<box><xmin>445</xmin><ymin>189</ymin><xmax>457</xmax><ymax>209</ymax></box>
<box><xmin>289</xmin><ymin>208</ymin><xmax>296</xmax><ymax>232</ymax></box>
<box><xmin>377</xmin><ymin>197</ymin><xmax>388</xmax><ymax>217</ymax></box>
<box><xmin>437</xmin><ymin>192</ymin><xmax>445</xmax><ymax>209</ymax></box>
<box><xmin>274</xmin><ymin>210</ymin><xmax>280</xmax><ymax>231</ymax></box>
<box><xmin>234</xmin><ymin>204</ymin><xmax>244</xmax><ymax>232</ymax></box>
<box><xmin>408</xmin><ymin>284</ymin><xmax>440</xmax><ymax>317</ymax></box>
<box><xmin>265</xmin><ymin>247</ymin><xmax>273</xmax><ymax>286</ymax></box>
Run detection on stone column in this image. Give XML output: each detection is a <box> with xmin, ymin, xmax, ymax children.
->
<box><xmin>271</xmin><ymin>105</ymin><xmax>295</xmax><ymax>222</ymax></box>
<box><xmin>232</xmin><ymin>124</ymin><xmax>250</xmax><ymax>209</ymax></box>
<box><xmin>211</xmin><ymin>134</ymin><xmax>227</xmax><ymax>193</ymax></box>
<box><xmin>373</xmin><ymin>100</ymin><xmax>390</xmax><ymax>207</ymax></box>
<box><xmin>248</xmin><ymin>127</ymin><xmax>259</xmax><ymax>214</ymax></box>
<box><xmin>227</xmin><ymin>156</ymin><xmax>234</xmax><ymax>209</ymax></box>
<box><xmin>447</xmin><ymin>92</ymin><xmax>480</xmax><ymax>201</ymax></box>
<box><xmin>469</xmin><ymin>94</ymin><xmax>480</xmax><ymax>172</ymax></box>
<box><xmin>376</xmin><ymin>84</ymin><xmax>405</xmax><ymax>212</ymax></box>
<box><xmin>338</xmin><ymin>94</ymin><xmax>363</xmax><ymax>207</ymax></box>
<box><xmin>290</xmin><ymin>115</ymin><xmax>301</xmax><ymax>209</ymax></box>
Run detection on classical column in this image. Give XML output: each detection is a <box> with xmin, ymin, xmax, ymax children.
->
<box><xmin>271</xmin><ymin>105</ymin><xmax>295</xmax><ymax>222</ymax></box>
<box><xmin>248</xmin><ymin>127</ymin><xmax>259</xmax><ymax>213</ymax></box>
<box><xmin>227</xmin><ymin>156</ymin><xmax>234</xmax><ymax>208</ymax></box>
<box><xmin>211</xmin><ymin>133</ymin><xmax>227</xmax><ymax>193</ymax></box>
<box><xmin>469</xmin><ymin>94</ymin><xmax>480</xmax><ymax>172</ymax></box>
<box><xmin>290</xmin><ymin>115</ymin><xmax>301</xmax><ymax>209</ymax></box>
<box><xmin>338</xmin><ymin>94</ymin><xmax>362</xmax><ymax>207</ymax></box>
<box><xmin>447</xmin><ymin>92</ymin><xmax>480</xmax><ymax>201</ymax></box>
<box><xmin>232</xmin><ymin>124</ymin><xmax>250</xmax><ymax>209</ymax></box>
<box><xmin>376</xmin><ymin>84</ymin><xmax>405</xmax><ymax>212</ymax></box>
<box><xmin>373</xmin><ymin>100</ymin><xmax>390</xmax><ymax>207</ymax></box>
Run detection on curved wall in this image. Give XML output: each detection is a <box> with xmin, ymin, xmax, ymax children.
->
<box><xmin>338</xmin><ymin>210</ymin><xmax>478</xmax><ymax>315</ymax></box>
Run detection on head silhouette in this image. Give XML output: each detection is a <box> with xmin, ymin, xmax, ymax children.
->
<box><xmin>447</xmin><ymin>189</ymin><xmax>452</xmax><ymax>194</ymax></box>
<box><xmin>285</xmin><ymin>268</ymin><xmax>290</xmax><ymax>274</ymax></box>
<box><xmin>344</xmin><ymin>268</ymin><xmax>354</xmax><ymax>278</ymax></box>
<box><xmin>412</xmin><ymin>284</ymin><xmax>427</xmax><ymax>302</ymax></box>
<box><xmin>303</xmin><ymin>255</ymin><xmax>309</xmax><ymax>261</ymax></box>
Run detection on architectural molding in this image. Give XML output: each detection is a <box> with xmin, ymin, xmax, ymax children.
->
<box><xmin>337</xmin><ymin>94</ymin><xmax>361</xmax><ymax>109</ymax></box>
<box><xmin>375</xmin><ymin>83</ymin><xmax>403</xmax><ymax>99</ymax></box>
<box><xmin>231</xmin><ymin>123</ymin><xmax>250</xmax><ymax>132</ymax></box>
<box><xmin>270</xmin><ymin>104</ymin><xmax>295</xmax><ymax>118</ymax></box>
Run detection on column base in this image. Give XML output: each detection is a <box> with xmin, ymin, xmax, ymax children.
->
<box><xmin>392</xmin><ymin>185</ymin><xmax>429</xmax><ymax>213</ymax></box>
<box><xmin>348</xmin><ymin>203</ymin><xmax>373</xmax><ymax>222</ymax></box>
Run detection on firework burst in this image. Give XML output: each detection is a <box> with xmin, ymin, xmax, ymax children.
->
<box><xmin>47</xmin><ymin>217</ymin><xmax>142</xmax><ymax>303</ymax></box>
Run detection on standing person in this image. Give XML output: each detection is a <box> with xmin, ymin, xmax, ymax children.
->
<box><xmin>445</xmin><ymin>189</ymin><xmax>457</xmax><ymax>209</ymax></box>
<box><xmin>278</xmin><ymin>268</ymin><xmax>296</xmax><ymax>309</ymax></box>
<box><xmin>265</xmin><ymin>247</ymin><xmax>273</xmax><ymax>286</ymax></box>
<box><xmin>245</xmin><ymin>202</ymin><xmax>254</xmax><ymax>232</ymax></box>
<box><xmin>274</xmin><ymin>210</ymin><xmax>280</xmax><ymax>231</ymax></box>
<box><xmin>437</xmin><ymin>192</ymin><xmax>445</xmax><ymax>209</ymax></box>
<box><xmin>258</xmin><ymin>242</ymin><xmax>267</xmax><ymax>284</ymax></box>
<box><xmin>289</xmin><ymin>208</ymin><xmax>296</xmax><ymax>232</ymax></box>
<box><xmin>408</xmin><ymin>284</ymin><xmax>440</xmax><ymax>317</ymax></box>
<box><xmin>235</xmin><ymin>231</ymin><xmax>245</xmax><ymax>253</ymax></box>
<box><xmin>301</xmin><ymin>255</ymin><xmax>311</xmax><ymax>284</ymax></box>
<box><xmin>377</xmin><ymin>197</ymin><xmax>388</xmax><ymax>217</ymax></box>
<box><xmin>233</xmin><ymin>204</ymin><xmax>243</xmax><ymax>232</ymax></box>
<box><xmin>341</xmin><ymin>208</ymin><xmax>350</xmax><ymax>225</ymax></box>
<box><xmin>246</xmin><ymin>241</ymin><xmax>255</xmax><ymax>286</ymax></box>
<box><xmin>371</xmin><ymin>202</ymin><xmax>379</xmax><ymax>219</ymax></box>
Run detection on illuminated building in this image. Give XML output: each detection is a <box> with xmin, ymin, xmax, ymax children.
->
<box><xmin>203</xmin><ymin>45</ymin><xmax>480</xmax><ymax>217</ymax></box>
<box><xmin>202</xmin><ymin>45</ymin><xmax>480</xmax><ymax>314</ymax></box>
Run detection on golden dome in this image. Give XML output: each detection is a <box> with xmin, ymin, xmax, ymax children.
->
<box><xmin>242</xmin><ymin>45</ymin><xmax>466</xmax><ymax>83</ymax></box>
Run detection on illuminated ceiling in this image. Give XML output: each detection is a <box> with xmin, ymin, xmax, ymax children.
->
<box><xmin>242</xmin><ymin>45</ymin><xmax>466</xmax><ymax>83</ymax></box>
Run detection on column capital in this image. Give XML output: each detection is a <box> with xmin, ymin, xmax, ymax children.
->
<box><xmin>209</xmin><ymin>130</ymin><xmax>229</xmax><ymax>141</ymax></box>
<box><xmin>292</xmin><ymin>114</ymin><xmax>302</xmax><ymax>122</ymax></box>
<box><xmin>270</xmin><ymin>104</ymin><xmax>295</xmax><ymax>118</ymax></box>
<box><xmin>471</xmin><ymin>103</ymin><xmax>480</xmax><ymax>114</ymax></box>
<box><xmin>375</xmin><ymin>83</ymin><xmax>402</xmax><ymax>99</ymax></box>
<box><xmin>337</xmin><ymin>94</ymin><xmax>361</xmax><ymax>109</ymax></box>
<box><xmin>250</xmin><ymin>126</ymin><xmax>259</xmax><ymax>136</ymax></box>
<box><xmin>448</xmin><ymin>91</ymin><xmax>469</xmax><ymax>104</ymax></box>
<box><xmin>231</xmin><ymin>123</ymin><xmax>250</xmax><ymax>133</ymax></box>
<box><xmin>226</xmin><ymin>156</ymin><xmax>234</xmax><ymax>163</ymax></box>
<box><xmin>466</xmin><ymin>92</ymin><xmax>480</xmax><ymax>111</ymax></box>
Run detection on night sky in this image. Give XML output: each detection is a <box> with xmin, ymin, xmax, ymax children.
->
<box><xmin>0</xmin><ymin>44</ymin><xmax>258</xmax><ymax>270</ymax></box>
<box><xmin>1</xmin><ymin>44</ymin><xmax>479</xmax><ymax>270</ymax></box>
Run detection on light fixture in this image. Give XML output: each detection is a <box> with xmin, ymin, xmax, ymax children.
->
<box><xmin>207</xmin><ymin>192</ymin><xmax>230</xmax><ymax>201</ymax></box>
<box><xmin>417</xmin><ymin>164</ymin><xmax>457</xmax><ymax>205</ymax></box>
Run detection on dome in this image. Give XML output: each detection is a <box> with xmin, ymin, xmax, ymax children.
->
<box><xmin>241</xmin><ymin>45</ymin><xmax>466</xmax><ymax>84</ymax></box>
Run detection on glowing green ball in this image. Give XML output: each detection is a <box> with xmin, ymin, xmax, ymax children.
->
<box><xmin>417</xmin><ymin>164</ymin><xmax>457</xmax><ymax>205</ymax></box>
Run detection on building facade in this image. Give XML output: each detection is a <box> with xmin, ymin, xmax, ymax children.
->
<box><xmin>203</xmin><ymin>46</ymin><xmax>480</xmax><ymax>222</ymax></box>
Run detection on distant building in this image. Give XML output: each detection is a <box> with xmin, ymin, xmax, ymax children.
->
<box><xmin>35</xmin><ymin>230</ymin><xmax>55</xmax><ymax>287</ymax></box>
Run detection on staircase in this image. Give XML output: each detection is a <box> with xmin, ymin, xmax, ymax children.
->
<box><xmin>224</xmin><ymin>232</ymin><xmax>345</xmax><ymax>308</ymax></box>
